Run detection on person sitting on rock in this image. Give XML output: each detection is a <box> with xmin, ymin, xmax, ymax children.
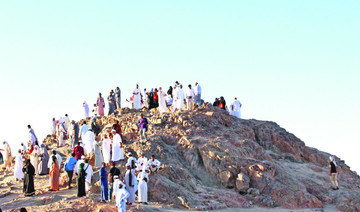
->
<box><xmin>146</xmin><ymin>155</ymin><xmax>161</xmax><ymax>175</ymax></box>
<box><xmin>136</xmin><ymin>152</ymin><xmax>148</xmax><ymax>172</ymax></box>
<box><xmin>329</xmin><ymin>156</ymin><xmax>339</xmax><ymax>190</ymax></box>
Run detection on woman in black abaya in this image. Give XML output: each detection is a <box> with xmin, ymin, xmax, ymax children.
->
<box><xmin>77</xmin><ymin>163</ymin><xmax>86</xmax><ymax>197</ymax></box>
<box><xmin>23</xmin><ymin>159</ymin><xmax>35</xmax><ymax>196</ymax></box>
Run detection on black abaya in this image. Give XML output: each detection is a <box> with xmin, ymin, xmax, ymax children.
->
<box><xmin>23</xmin><ymin>160</ymin><xmax>35</xmax><ymax>196</ymax></box>
<box><xmin>77</xmin><ymin>169</ymin><xmax>86</xmax><ymax>197</ymax></box>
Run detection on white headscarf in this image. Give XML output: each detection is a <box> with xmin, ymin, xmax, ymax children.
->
<box><xmin>329</xmin><ymin>156</ymin><xmax>337</xmax><ymax>166</ymax></box>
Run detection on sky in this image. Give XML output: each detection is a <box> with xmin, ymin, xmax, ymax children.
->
<box><xmin>0</xmin><ymin>1</ymin><xmax>359</xmax><ymax>173</ymax></box>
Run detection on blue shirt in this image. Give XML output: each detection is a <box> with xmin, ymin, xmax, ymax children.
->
<box><xmin>64</xmin><ymin>157</ymin><xmax>77</xmax><ymax>171</ymax></box>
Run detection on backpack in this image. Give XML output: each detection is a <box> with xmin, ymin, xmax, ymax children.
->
<box><xmin>219</xmin><ymin>102</ymin><xmax>223</xmax><ymax>108</ymax></box>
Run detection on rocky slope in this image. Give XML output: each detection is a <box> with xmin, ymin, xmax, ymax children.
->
<box><xmin>1</xmin><ymin>104</ymin><xmax>360</xmax><ymax>211</ymax></box>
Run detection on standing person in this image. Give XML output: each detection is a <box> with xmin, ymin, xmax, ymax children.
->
<box><xmin>83</xmin><ymin>101</ymin><xmax>90</xmax><ymax>118</ymax></box>
<box><xmin>176</xmin><ymin>84</ymin><xmax>185</xmax><ymax>111</ymax></box>
<box><xmin>84</xmin><ymin>159</ymin><xmax>93</xmax><ymax>193</ymax></box>
<box><xmin>112</xmin><ymin>129</ymin><xmax>124</xmax><ymax>162</ymax></box>
<box><xmin>77</xmin><ymin>163</ymin><xmax>86</xmax><ymax>197</ymax></box>
<box><xmin>57</xmin><ymin>120</ymin><xmax>67</xmax><ymax>147</ymax></box>
<box><xmin>100</xmin><ymin>162</ymin><xmax>108</xmax><ymax>202</ymax></box>
<box><xmin>115</xmin><ymin>182</ymin><xmax>129</xmax><ymax>212</ymax></box>
<box><xmin>115</xmin><ymin>87</ymin><xmax>121</xmax><ymax>109</ymax></box>
<box><xmin>102</xmin><ymin>133</ymin><xmax>111</xmax><ymax>166</ymax></box>
<box><xmin>28</xmin><ymin>125</ymin><xmax>38</xmax><ymax>146</ymax></box>
<box><xmin>38</xmin><ymin>144</ymin><xmax>49</xmax><ymax>175</ymax></box>
<box><xmin>79</xmin><ymin>121</ymin><xmax>89</xmax><ymax>141</ymax></box>
<box><xmin>97</xmin><ymin>93</ymin><xmax>105</xmax><ymax>116</ymax></box>
<box><xmin>219</xmin><ymin>96</ymin><xmax>226</xmax><ymax>110</ymax></box>
<box><xmin>94</xmin><ymin>137</ymin><xmax>103</xmax><ymax>168</ymax></box>
<box><xmin>108</xmin><ymin>161</ymin><xmax>121</xmax><ymax>200</ymax></box>
<box><xmin>83</xmin><ymin>129</ymin><xmax>95</xmax><ymax>156</ymax></box>
<box><xmin>126</xmin><ymin>153</ymin><xmax>137</xmax><ymax>169</ymax></box>
<box><xmin>213</xmin><ymin>98</ymin><xmax>220</xmax><ymax>107</ymax></box>
<box><xmin>49</xmin><ymin>156</ymin><xmax>60</xmax><ymax>191</ymax></box>
<box><xmin>21</xmin><ymin>143</ymin><xmax>27</xmax><ymax>153</ymax></box>
<box><xmin>108</xmin><ymin>91</ymin><xmax>115</xmax><ymax>115</ymax></box>
<box><xmin>229</xmin><ymin>97</ymin><xmax>242</xmax><ymax>119</ymax></box>
<box><xmin>137</xmin><ymin>167</ymin><xmax>149</xmax><ymax>204</ymax></box>
<box><xmin>111</xmin><ymin>120</ymin><xmax>123</xmax><ymax>141</ymax></box>
<box><xmin>73</xmin><ymin>142</ymin><xmax>85</xmax><ymax>160</ymax></box>
<box><xmin>329</xmin><ymin>156</ymin><xmax>339</xmax><ymax>190</ymax></box>
<box><xmin>137</xmin><ymin>113</ymin><xmax>149</xmax><ymax>145</ymax></box>
<box><xmin>1</xmin><ymin>141</ymin><xmax>12</xmax><ymax>171</ymax></box>
<box><xmin>28</xmin><ymin>129</ymin><xmax>37</xmax><ymax>153</ymax></box>
<box><xmin>48</xmin><ymin>150</ymin><xmax>62</xmax><ymax>171</ymax></box>
<box><xmin>142</xmin><ymin>88</ymin><xmax>148</xmax><ymax>108</ymax></box>
<box><xmin>153</xmin><ymin>88</ymin><xmax>159</xmax><ymax>108</ymax></box>
<box><xmin>64</xmin><ymin>153</ymin><xmax>77</xmax><ymax>189</ymax></box>
<box><xmin>70</xmin><ymin>121</ymin><xmax>79</xmax><ymax>148</ymax></box>
<box><xmin>132</xmin><ymin>84</ymin><xmax>142</xmax><ymax>110</ymax></box>
<box><xmin>50</xmin><ymin>118</ymin><xmax>56</xmax><ymax>136</ymax></box>
<box><xmin>194</xmin><ymin>82</ymin><xmax>202</xmax><ymax>106</ymax></box>
<box><xmin>14</xmin><ymin>150</ymin><xmax>25</xmax><ymax>180</ymax></box>
<box><xmin>75</xmin><ymin>155</ymin><xmax>86</xmax><ymax>175</ymax></box>
<box><xmin>63</xmin><ymin>114</ymin><xmax>71</xmax><ymax>132</ymax></box>
<box><xmin>158</xmin><ymin>87</ymin><xmax>167</xmax><ymax>114</ymax></box>
<box><xmin>124</xmin><ymin>163</ymin><xmax>136</xmax><ymax>205</ymax></box>
<box><xmin>147</xmin><ymin>155</ymin><xmax>161</xmax><ymax>175</ymax></box>
<box><xmin>30</xmin><ymin>145</ymin><xmax>40</xmax><ymax>176</ymax></box>
<box><xmin>90</xmin><ymin>117</ymin><xmax>101</xmax><ymax>136</ymax></box>
<box><xmin>167</xmin><ymin>86</ymin><xmax>173</xmax><ymax>98</ymax></box>
<box><xmin>23</xmin><ymin>159</ymin><xmax>35</xmax><ymax>196</ymax></box>
<box><xmin>186</xmin><ymin>84</ymin><xmax>195</xmax><ymax>111</ymax></box>
<box><xmin>172</xmin><ymin>85</ymin><xmax>178</xmax><ymax>112</ymax></box>
<box><xmin>136</xmin><ymin>152</ymin><xmax>148</xmax><ymax>172</ymax></box>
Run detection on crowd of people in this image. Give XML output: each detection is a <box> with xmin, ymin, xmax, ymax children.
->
<box><xmin>2</xmin><ymin>81</ymin><xmax>344</xmax><ymax>212</ymax></box>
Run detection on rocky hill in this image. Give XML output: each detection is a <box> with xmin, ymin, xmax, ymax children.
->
<box><xmin>1</xmin><ymin>104</ymin><xmax>360</xmax><ymax>211</ymax></box>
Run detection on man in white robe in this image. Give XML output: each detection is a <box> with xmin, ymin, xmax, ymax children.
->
<box><xmin>137</xmin><ymin>166</ymin><xmax>149</xmax><ymax>204</ymax></box>
<box><xmin>147</xmin><ymin>155</ymin><xmax>161</xmax><ymax>174</ymax></box>
<box><xmin>158</xmin><ymin>87</ymin><xmax>167</xmax><ymax>113</ymax></box>
<box><xmin>185</xmin><ymin>84</ymin><xmax>195</xmax><ymax>111</ymax></box>
<box><xmin>115</xmin><ymin>183</ymin><xmax>130</xmax><ymax>212</ymax></box>
<box><xmin>126</xmin><ymin>152</ymin><xmax>137</xmax><ymax>169</ymax></box>
<box><xmin>57</xmin><ymin>120</ymin><xmax>67</xmax><ymax>147</ymax></box>
<box><xmin>102</xmin><ymin>133</ymin><xmax>111</xmax><ymax>165</ymax></box>
<box><xmin>79</xmin><ymin>121</ymin><xmax>89</xmax><ymax>141</ymax></box>
<box><xmin>194</xmin><ymin>82</ymin><xmax>202</xmax><ymax>106</ymax></box>
<box><xmin>142</xmin><ymin>88</ymin><xmax>148</xmax><ymax>108</ymax></box>
<box><xmin>75</xmin><ymin>155</ymin><xmax>86</xmax><ymax>175</ymax></box>
<box><xmin>172</xmin><ymin>86</ymin><xmax>178</xmax><ymax>112</ymax></box>
<box><xmin>132</xmin><ymin>84</ymin><xmax>142</xmax><ymax>110</ymax></box>
<box><xmin>83</xmin><ymin>101</ymin><xmax>90</xmax><ymax>118</ymax></box>
<box><xmin>176</xmin><ymin>85</ymin><xmax>185</xmax><ymax>111</ymax></box>
<box><xmin>50</xmin><ymin>118</ymin><xmax>56</xmax><ymax>136</ymax></box>
<box><xmin>83</xmin><ymin>159</ymin><xmax>93</xmax><ymax>192</ymax></box>
<box><xmin>136</xmin><ymin>152</ymin><xmax>148</xmax><ymax>172</ymax></box>
<box><xmin>28</xmin><ymin>131</ymin><xmax>36</xmax><ymax>152</ymax></box>
<box><xmin>112</xmin><ymin>129</ymin><xmax>124</xmax><ymax>162</ymax></box>
<box><xmin>83</xmin><ymin>129</ymin><xmax>95</xmax><ymax>156</ymax></box>
<box><xmin>14</xmin><ymin>150</ymin><xmax>24</xmax><ymax>180</ymax></box>
<box><xmin>124</xmin><ymin>163</ymin><xmax>136</xmax><ymax>204</ymax></box>
<box><xmin>113</xmin><ymin>175</ymin><xmax>125</xmax><ymax>198</ymax></box>
<box><xmin>63</xmin><ymin>114</ymin><xmax>71</xmax><ymax>132</ymax></box>
<box><xmin>1</xmin><ymin>141</ymin><xmax>12</xmax><ymax>170</ymax></box>
<box><xmin>229</xmin><ymin>97</ymin><xmax>242</xmax><ymax>119</ymax></box>
<box><xmin>20</xmin><ymin>142</ymin><xmax>27</xmax><ymax>153</ymax></box>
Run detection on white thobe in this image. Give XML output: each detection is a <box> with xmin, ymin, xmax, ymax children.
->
<box><xmin>125</xmin><ymin>169</ymin><xmax>136</xmax><ymax>203</ymax></box>
<box><xmin>230</xmin><ymin>100</ymin><xmax>242</xmax><ymax>119</ymax></box>
<box><xmin>113</xmin><ymin>179</ymin><xmax>125</xmax><ymax>197</ymax></box>
<box><xmin>30</xmin><ymin>146</ymin><xmax>40</xmax><ymax>174</ymax></box>
<box><xmin>137</xmin><ymin>171</ymin><xmax>149</xmax><ymax>202</ymax></box>
<box><xmin>172</xmin><ymin>87</ymin><xmax>178</xmax><ymax>112</ymax></box>
<box><xmin>133</xmin><ymin>88</ymin><xmax>142</xmax><ymax>110</ymax></box>
<box><xmin>112</xmin><ymin>134</ymin><xmax>124</xmax><ymax>161</ymax></box>
<box><xmin>29</xmin><ymin>132</ymin><xmax>36</xmax><ymax>149</ymax></box>
<box><xmin>158</xmin><ymin>91</ymin><xmax>167</xmax><ymax>113</ymax></box>
<box><xmin>63</xmin><ymin>116</ymin><xmax>71</xmax><ymax>132</ymax></box>
<box><xmin>3</xmin><ymin>143</ymin><xmax>11</xmax><ymax>163</ymax></box>
<box><xmin>195</xmin><ymin>84</ymin><xmax>201</xmax><ymax>96</ymax></box>
<box><xmin>83</xmin><ymin>131</ymin><xmax>95</xmax><ymax>155</ymax></box>
<box><xmin>147</xmin><ymin>159</ymin><xmax>161</xmax><ymax>172</ymax></box>
<box><xmin>115</xmin><ymin>188</ymin><xmax>130</xmax><ymax>212</ymax></box>
<box><xmin>51</xmin><ymin>120</ymin><xmax>56</xmax><ymax>135</ymax></box>
<box><xmin>83</xmin><ymin>101</ymin><xmax>90</xmax><ymax>118</ymax></box>
<box><xmin>176</xmin><ymin>88</ymin><xmax>185</xmax><ymax>110</ymax></box>
<box><xmin>165</xmin><ymin>95</ymin><xmax>173</xmax><ymax>106</ymax></box>
<box><xmin>14</xmin><ymin>153</ymin><xmax>24</xmax><ymax>179</ymax></box>
<box><xmin>142</xmin><ymin>91</ymin><xmax>148</xmax><ymax>108</ymax></box>
<box><xmin>102</xmin><ymin>138</ymin><xmax>111</xmax><ymax>163</ymax></box>
<box><xmin>79</xmin><ymin>124</ymin><xmax>89</xmax><ymax>140</ymax></box>
<box><xmin>74</xmin><ymin>159</ymin><xmax>84</xmax><ymax>175</ymax></box>
<box><xmin>127</xmin><ymin>156</ymin><xmax>137</xmax><ymax>169</ymax></box>
<box><xmin>84</xmin><ymin>163</ymin><xmax>93</xmax><ymax>192</ymax></box>
<box><xmin>136</xmin><ymin>157</ymin><xmax>148</xmax><ymax>171</ymax></box>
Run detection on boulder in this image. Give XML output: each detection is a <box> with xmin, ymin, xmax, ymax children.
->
<box><xmin>236</xmin><ymin>173</ymin><xmax>250</xmax><ymax>193</ymax></box>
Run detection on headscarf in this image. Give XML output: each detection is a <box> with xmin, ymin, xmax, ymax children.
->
<box><xmin>329</xmin><ymin>156</ymin><xmax>337</xmax><ymax>166</ymax></box>
<box><xmin>79</xmin><ymin>163</ymin><xmax>85</xmax><ymax>170</ymax></box>
<box><xmin>40</xmin><ymin>144</ymin><xmax>49</xmax><ymax>158</ymax></box>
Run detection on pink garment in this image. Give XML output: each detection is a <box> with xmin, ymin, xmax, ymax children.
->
<box><xmin>97</xmin><ymin>97</ymin><xmax>105</xmax><ymax>116</ymax></box>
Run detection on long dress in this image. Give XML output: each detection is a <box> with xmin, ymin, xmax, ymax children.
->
<box><xmin>97</xmin><ymin>97</ymin><xmax>105</xmax><ymax>116</ymax></box>
<box><xmin>172</xmin><ymin>87</ymin><xmax>178</xmax><ymax>112</ymax></box>
<box><xmin>77</xmin><ymin>165</ymin><xmax>86</xmax><ymax>197</ymax></box>
<box><xmin>100</xmin><ymin>167</ymin><xmax>108</xmax><ymax>201</ymax></box>
<box><xmin>38</xmin><ymin>144</ymin><xmax>49</xmax><ymax>175</ymax></box>
<box><xmin>14</xmin><ymin>153</ymin><xmax>24</xmax><ymax>179</ymax></box>
<box><xmin>137</xmin><ymin>171</ymin><xmax>149</xmax><ymax>202</ymax></box>
<box><xmin>102</xmin><ymin>138</ymin><xmax>111</xmax><ymax>164</ymax></box>
<box><xmin>230</xmin><ymin>99</ymin><xmax>242</xmax><ymax>119</ymax></box>
<box><xmin>177</xmin><ymin>88</ymin><xmax>185</xmax><ymax>110</ymax></box>
<box><xmin>83</xmin><ymin>101</ymin><xmax>90</xmax><ymax>118</ymax></box>
<box><xmin>51</xmin><ymin>119</ymin><xmax>56</xmax><ymax>135</ymax></box>
<box><xmin>30</xmin><ymin>146</ymin><xmax>40</xmax><ymax>175</ymax></box>
<box><xmin>112</xmin><ymin>134</ymin><xmax>124</xmax><ymax>161</ymax></box>
<box><xmin>116</xmin><ymin>187</ymin><xmax>130</xmax><ymax>212</ymax></box>
<box><xmin>50</xmin><ymin>160</ymin><xmax>60</xmax><ymax>191</ymax></box>
<box><xmin>158</xmin><ymin>91</ymin><xmax>167</xmax><ymax>113</ymax></box>
<box><xmin>136</xmin><ymin>156</ymin><xmax>148</xmax><ymax>171</ymax></box>
<box><xmin>133</xmin><ymin>88</ymin><xmax>142</xmax><ymax>110</ymax></box>
<box><xmin>125</xmin><ymin>169</ymin><xmax>136</xmax><ymax>203</ymax></box>
<box><xmin>58</xmin><ymin>122</ymin><xmax>67</xmax><ymax>147</ymax></box>
<box><xmin>2</xmin><ymin>142</ymin><xmax>12</xmax><ymax>169</ymax></box>
<box><xmin>94</xmin><ymin>141</ymin><xmax>103</xmax><ymax>168</ymax></box>
<box><xmin>23</xmin><ymin>160</ymin><xmax>35</xmax><ymax>196</ymax></box>
<box><xmin>84</xmin><ymin>163</ymin><xmax>93</xmax><ymax>192</ymax></box>
<box><xmin>83</xmin><ymin>131</ymin><xmax>95</xmax><ymax>155</ymax></box>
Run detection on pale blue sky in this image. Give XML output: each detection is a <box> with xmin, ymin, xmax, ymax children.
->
<box><xmin>0</xmin><ymin>1</ymin><xmax>359</xmax><ymax>172</ymax></box>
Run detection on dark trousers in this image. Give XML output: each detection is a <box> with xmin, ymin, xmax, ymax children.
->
<box><xmin>66</xmin><ymin>170</ymin><xmax>74</xmax><ymax>187</ymax></box>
